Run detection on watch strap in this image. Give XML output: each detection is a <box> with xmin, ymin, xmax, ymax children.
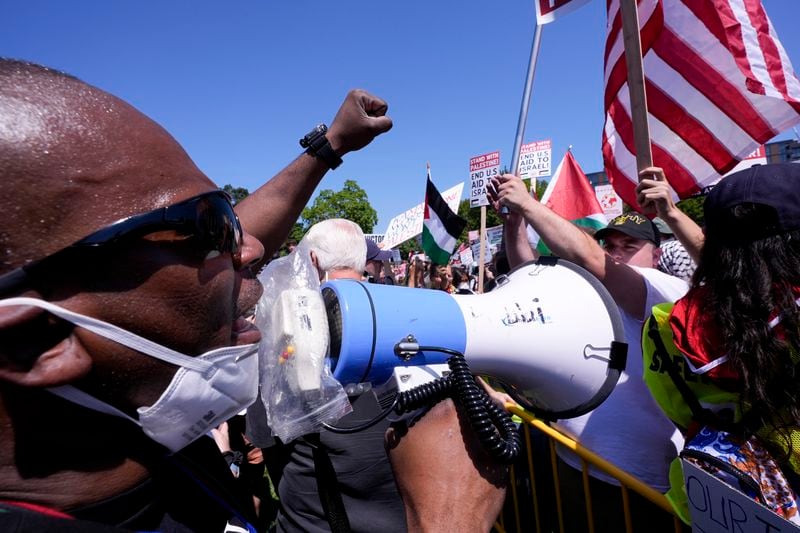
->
<box><xmin>310</xmin><ymin>140</ymin><xmax>342</xmax><ymax>170</ymax></box>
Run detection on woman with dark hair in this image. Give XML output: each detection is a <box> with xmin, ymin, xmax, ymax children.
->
<box><xmin>643</xmin><ymin>163</ymin><xmax>800</xmax><ymax>524</ymax></box>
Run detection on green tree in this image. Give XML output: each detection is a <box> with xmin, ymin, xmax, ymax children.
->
<box><xmin>222</xmin><ymin>184</ymin><xmax>249</xmax><ymax>205</ymax></box>
<box><xmin>300</xmin><ymin>179</ymin><xmax>378</xmax><ymax>233</ymax></box>
<box><xmin>288</xmin><ymin>222</ymin><xmax>306</xmax><ymax>243</ymax></box>
<box><xmin>396</xmin><ymin>237</ymin><xmax>420</xmax><ymax>261</ymax></box>
<box><xmin>457</xmin><ymin>199</ymin><xmax>504</xmax><ymax>243</ymax></box>
<box><xmin>676</xmin><ymin>196</ymin><xmax>705</xmax><ymax>226</ymax></box>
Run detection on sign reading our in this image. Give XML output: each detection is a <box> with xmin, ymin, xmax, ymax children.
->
<box><xmin>683</xmin><ymin>461</ymin><xmax>800</xmax><ymax>532</ymax></box>
<box><xmin>470</xmin><ymin>151</ymin><xmax>500</xmax><ymax>208</ymax></box>
<box><xmin>518</xmin><ymin>140</ymin><xmax>552</xmax><ymax>180</ymax></box>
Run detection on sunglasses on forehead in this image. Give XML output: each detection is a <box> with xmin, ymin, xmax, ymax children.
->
<box><xmin>0</xmin><ymin>190</ymin><xmax>243</xmax><ymax>296</ymax></box>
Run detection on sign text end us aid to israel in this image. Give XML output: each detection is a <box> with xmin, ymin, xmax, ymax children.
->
<box><xmin>470</xmin><ymin>151</ymin><xmax>500</xmax><ymax>208</ymax></box>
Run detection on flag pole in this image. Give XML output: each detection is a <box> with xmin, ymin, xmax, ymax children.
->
<box><xmin>619</xmin><ymin>0</ymin><xmax>653</xmax><ymax>176</ymax></box>
<box><xmin>498</xmin><ymin>21</ymin><xmax>544</xmax><ymax>218</ymax></box>
<box><xmin>510</xmin><ymin>21</ymin><xmax>544</xmax><ymax>178</ymax></box>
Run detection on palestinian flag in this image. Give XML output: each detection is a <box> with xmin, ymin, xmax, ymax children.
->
<box><xmin>533</xmin><ymin>150</ymin><xmax>607</xmax><ymax>254</ymax></box>
<box><xmin>422</xmin><ymin>168</ymin><xmax>467</xmax><ymax>265</ymax></box>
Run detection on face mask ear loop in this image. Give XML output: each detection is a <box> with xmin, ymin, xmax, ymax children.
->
<box><xmin>0</xmin><ymin>297</ymin><xmax>214</xmax><ymax>374</ymax></box>
<box><xmin>47</xmin><ymin>385</ymin><xmax>141</xmax><ymax>426</ymax></box>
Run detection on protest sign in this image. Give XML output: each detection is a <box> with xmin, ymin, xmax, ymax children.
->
<box><xmin>471</xmin><ymin>241</ymin><xmax>492</xmax><ymax>264</ymax></box>
<box><xmin>459</xmin><ymin>247</ymin><xmax>474</xmax><ymax>266</ymax></box>
<box><xmin>535</xmin><ymin>0</ymin><xmax>592</xmax><ymax>25</ymax></box>
<box><xmin>518</xmin><ymin>140</ymin><xmax>552</xmax><ymax>180</ymax></box>
<box><xmin>364</xmin><ymin>234</ymin><xmax>385</xmax><ymax>246</ymax></box>
<box><xmin>486</xmin><ymin>224</ymin><xmax>503</xmax><ymax>249</ymax></box>
<box><xmin>594</xmin><ymin>184</ymin><xmax>623</xmax><ymax>221</ymax></box>
<box><xmin>683</xmin><ymin>460</ymin><xmax>800</xmax><ymax>532</ymax></box>
<box><xmin>382</xmin><ymin>182</ymin><xmax>464</xmax><ymax>250</ymax></box>
<box><xmin>725</xmin><ymin>145</ymin><xmax>768</xmax><ymax>176</ymax></box>
<box><xmin>470</xmin><ymin>151</ymin><xmax>500</xmax><ymax>208</ymax></box>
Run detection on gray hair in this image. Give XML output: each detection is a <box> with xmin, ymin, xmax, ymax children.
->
<box><xmin>300</xmin><ymin>219</ymin><xmax>367</xmax><ymax>275</ymax></box>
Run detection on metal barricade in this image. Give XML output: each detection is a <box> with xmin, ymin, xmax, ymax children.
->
<box><xmin>494</xmin><ymin>405</ymin><xmax>686</xmax><ymax>533</ymax></box>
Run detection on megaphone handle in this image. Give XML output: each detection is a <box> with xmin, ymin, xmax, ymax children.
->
<box><xmin>394</xmin><ymin>348</ymin><xmax>521</xmax><ymax>465</ymax></box>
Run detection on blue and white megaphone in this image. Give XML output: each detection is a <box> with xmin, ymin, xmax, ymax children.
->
<box><xmin>322</xmin><ymin>258</ymin><xmax>627</xmax><ymax>419</ymax></box>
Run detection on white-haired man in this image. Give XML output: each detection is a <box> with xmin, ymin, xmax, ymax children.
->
<box><xmin>276</xmin><ymin>218</ymin><xmax>407</xmax><ymax>533</ymax></box>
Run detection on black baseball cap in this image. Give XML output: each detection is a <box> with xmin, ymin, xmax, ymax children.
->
<box><xmin>595</xmin><ymin>213</ymin><xmax>660</xmax><ymax>247</ymax></box>
<box><xmin>704</xmin><ymin>163</ymin><xmax>800</xmax><ymax>242</ymax></box>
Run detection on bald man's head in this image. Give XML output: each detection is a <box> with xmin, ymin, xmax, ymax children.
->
<box><xmin>0</xmin><ymin>59</ymin><xmax>213</xmax><ymax>274</ymax></box>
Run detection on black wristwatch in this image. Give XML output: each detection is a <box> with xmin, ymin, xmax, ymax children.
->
<box><xmin>299</xmin><ymin>123</ymin><xmax>342</xmax><ymax>170</ymax></box>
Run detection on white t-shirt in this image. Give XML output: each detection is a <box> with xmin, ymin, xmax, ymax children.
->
<box><xmin>554</xmin><ymin>266</ymin><xmax>688</xmax><ymax>492</ymax></box>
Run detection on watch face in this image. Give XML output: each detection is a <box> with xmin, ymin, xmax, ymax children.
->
<box><xmin>300</xmin><ymin>124</ymin><xmax>327</xmax><ymax>148</ymax></box>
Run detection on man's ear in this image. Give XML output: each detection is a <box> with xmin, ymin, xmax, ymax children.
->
<box><xmin>308</xmin><ymin>250</ymin><xmax>324</xmax><ymax>281</ymax></box>
<box><xmin>0</xmin><ymin>303</ymin><xmax>92</xmax><ymax>387</ymax></box>
<box><xmin>651</xmin><ymin>245</ymin><xmax>663</xmax><ymax>269</ymax></box>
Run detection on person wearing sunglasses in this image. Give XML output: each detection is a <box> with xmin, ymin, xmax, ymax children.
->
<box><xmin>0</xmin><ymin>59</ymin><xmax>392</xmax><ymax>532</ymax></box>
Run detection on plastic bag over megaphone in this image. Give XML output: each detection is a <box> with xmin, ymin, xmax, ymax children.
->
<box><xmin>247</xmin><ymin>242</ymin><xmax>351</xmax><ymax>444</ymax></box>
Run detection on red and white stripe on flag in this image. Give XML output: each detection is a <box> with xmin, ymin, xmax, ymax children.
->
<box><xmin>536</xmin><ymin>0</ymin><xmax>592</xmax><ymax>25</ymax></box>
<box><xmin>603</xmin><ymin>0</ymin><xmax>800</xmax><ymax>210</ymax></box>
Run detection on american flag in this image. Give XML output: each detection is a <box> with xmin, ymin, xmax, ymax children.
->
<box><xmin>603</xmin><ymin>0</ymin><xmax>800</xmax><ymax>209</ymax></box>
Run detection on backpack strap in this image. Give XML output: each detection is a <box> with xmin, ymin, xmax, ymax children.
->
<box><xmin>308</xmin><ymin>433</ymin><xmax>352</xmax><ymax>533</ymax></box>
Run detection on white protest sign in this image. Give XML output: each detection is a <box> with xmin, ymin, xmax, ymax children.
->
<box><xmin>460</xmin><ymin>247</ymin><xmax>474</xmax><ymax>266</ymax></box>
<box><xmin>471</xmin><ymin>241</ymin><xmax>492</xmax><ymax>264</ymax></box>
<box><xmin>382</xmin><ymin>182</ymin><xmax>464</xmax><ymax>250</ymax></box>
<box><xmin>470</xmin><ymin>151</ymin><xmax>500</xmax><ymax>208</ymax></box>
<box><xmin>486</xmin><ymin>224</ymin><xmax>504</xmax><ymax>249</ymax></box>
<box><xmin>683</xmin><ymin>460</ymin><xmax>800</xmax><ymax>532</ymax></box>
<box><xmin>518</xmin><ymin>140</ymin><xmax>552</xmax><ymax>180</ymax></box>
<box><xmin>594</xmin><ymin>184</ymin><xmax>623</xmax><ymax>221</ymax></box>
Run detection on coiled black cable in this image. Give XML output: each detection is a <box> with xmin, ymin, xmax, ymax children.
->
<box><xmin>394</xmin><ymin>347</ymin><xmax>521</xmax><ymax>464</ymax></box>
<box><xmin>324</xmin><ymin>346</ymin><xmax>521</xmax><ymax>464</ymax></box>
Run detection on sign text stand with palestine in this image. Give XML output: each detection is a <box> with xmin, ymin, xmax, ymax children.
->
<box><xmin>470</xmin><ymin>151</ymin><xmax>500</xmax><ymax>293</ymax></box>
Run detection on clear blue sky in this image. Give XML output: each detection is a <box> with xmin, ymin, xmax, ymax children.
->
<box><xmin>4</xmin><ymin>0</ymin><xmax>799</xmax><ymax>231</ymax></box>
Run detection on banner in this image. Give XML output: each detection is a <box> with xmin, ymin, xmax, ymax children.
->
<box><xmin>535</xmin><ymin>0</ymin><xmax>592</xmax><ymax>25</ymax></box>
<box><xmin>382</xmin><ymin>182</ymin><xmax>464</xmax><ymax>250</ymax></box>
<box><xmin>470</xmin><ymin>151</ymin><xmax>501</xmax><ymax>208</ymax></box>
<box><xmin>518</xmin><ymin>139</ymin><xmax>552</xmax><ymax>180</ymax></box>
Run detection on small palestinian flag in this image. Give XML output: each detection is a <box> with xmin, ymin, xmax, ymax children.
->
<box><xmin>422</xmin><ymin>166</ymin><xmax>467</xmax><ymax>265</ymax></box>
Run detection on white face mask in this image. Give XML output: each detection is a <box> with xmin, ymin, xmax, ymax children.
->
<box><xmin>0</xmin><ymin>297</ymin><xmax>259</xmax><ymax>452</ymax></box>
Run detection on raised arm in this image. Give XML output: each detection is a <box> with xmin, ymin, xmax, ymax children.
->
<box><xmin>503</xmin><ymin>210</ymin><xmax>537</xmax><ymax>270</ymax></box>
<box><xmin>636</xmin><ymin>166</ymin><xmax>704</xmax><ymax>263</ymax></box>
<box><xmin>490</xmin><ymin>173</ymin><xmax>649</xmax><ymax>319</ymax></box>
<box><xmin>235</xmin><ymin>90</ymin><xmax>392</xmax><ymax>262</ymax></box>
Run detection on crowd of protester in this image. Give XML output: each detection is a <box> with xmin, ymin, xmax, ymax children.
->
<box><xmin>4</xmin><ymin>56</ymin><xmax>800</xmax><ymax>533</ymax></box>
